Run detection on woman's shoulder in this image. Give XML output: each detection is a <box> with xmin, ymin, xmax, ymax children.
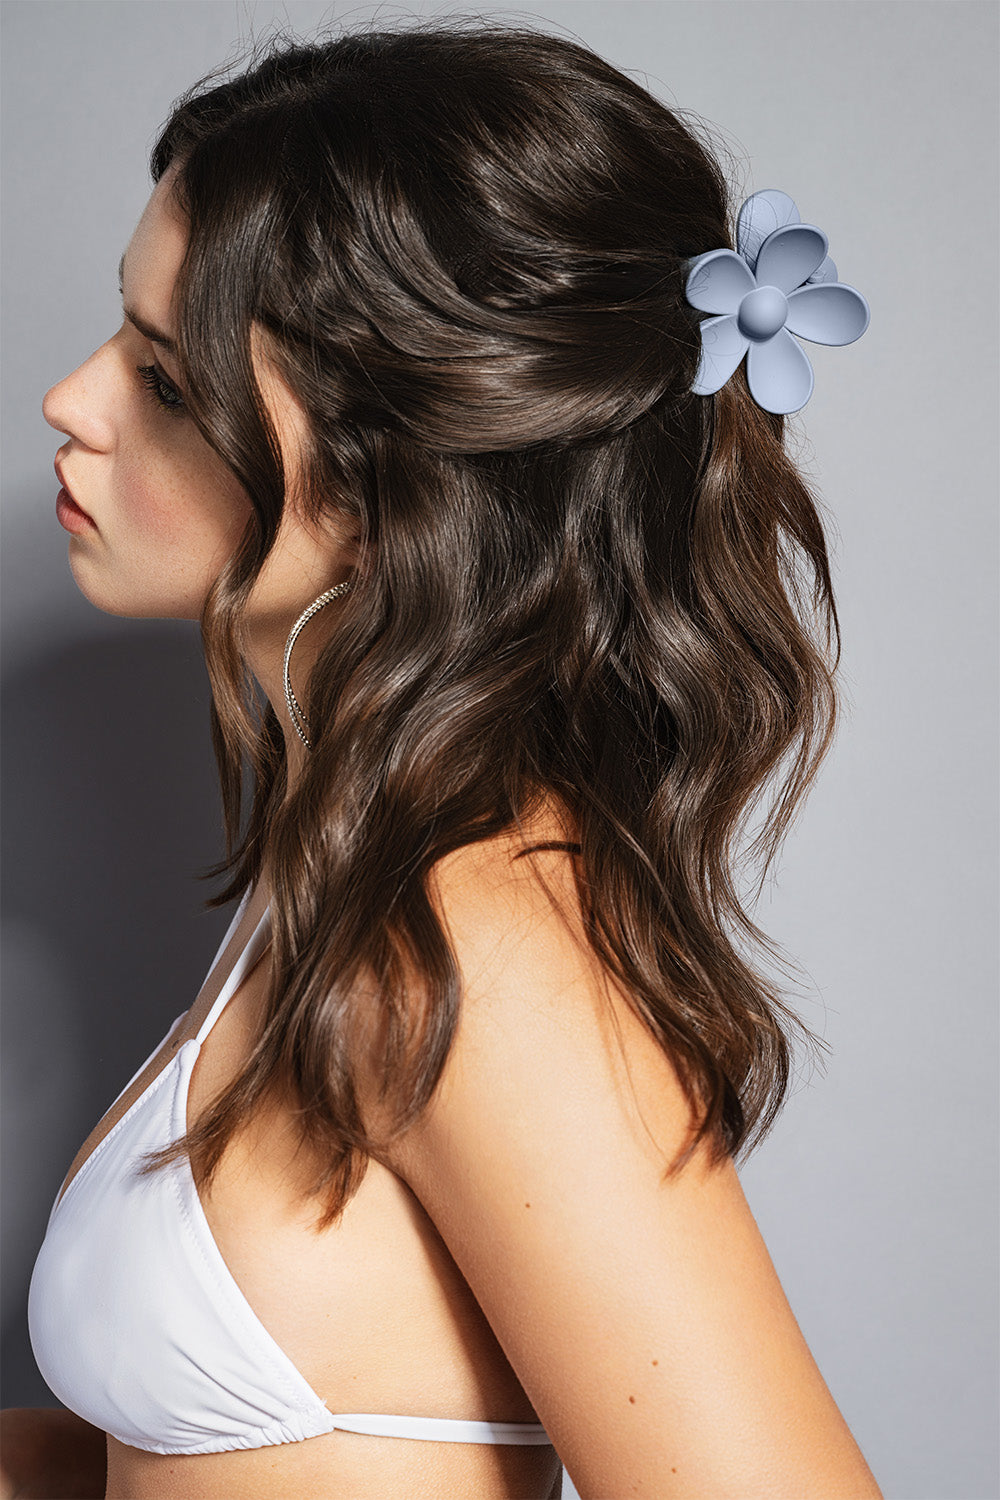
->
<box><xmin>426</xmin><ymin>796</ymin><xmax>584</xmax><ymax>942</ymax></box>
<box><xmin>404</xmin><ymin>796</ymin><xmax>701</xmax><ymax>1169</ymax></box>
<box><xmin>374</xmin><ymin>809</ymin><xmax>882</xmax><ymax>1499</ymax></box>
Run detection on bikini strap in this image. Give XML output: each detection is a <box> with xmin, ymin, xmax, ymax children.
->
<box><xmin>194</xmin><ymin>899</ymin><xmax>272</xmax><ymax>1047</ymax></box>
<box><xmin>329</xmin><ymin>1413</ymin><xmax>553</xmax><ymax>1444</ymax></box>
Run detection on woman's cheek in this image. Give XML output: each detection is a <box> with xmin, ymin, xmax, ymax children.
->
<box><xmin>108</xmin><ymin>463</ymin><xmax>236</xmax><ymax>612</ymax></box>
<box><xmin>122</xmin><ymin>446</ymin><xmax>245</xmax><ymax>551</ymax></box>
<box><xmin>119</xmin><ymin>452</ymin><xmax>199</xmax><ymax>542</ymax></box>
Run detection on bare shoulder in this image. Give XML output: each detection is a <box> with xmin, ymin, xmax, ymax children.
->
<box><xmin>414</xmin><ymin>804</ymin><xmax>702</xmax><ymax>1171</ymax></box>
<box><xmin>377</xmin><ymin>804</ymin><xmax>882</xmax><ymax>1499</ymax></box>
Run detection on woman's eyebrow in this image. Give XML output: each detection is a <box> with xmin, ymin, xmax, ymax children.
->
<box><xmin>118</xmin><ymin>252</ymin><xmax>176</xmax><ymax>354</ymax></box>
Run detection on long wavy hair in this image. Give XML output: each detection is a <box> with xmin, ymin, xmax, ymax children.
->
<box><xmin>140</xmin><ymin>18</ymin><xmax>841</xmax><ymax>1229</ymax></box>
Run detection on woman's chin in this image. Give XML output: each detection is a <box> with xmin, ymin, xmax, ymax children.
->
<box><xmin>67</xmin><ymin>552</ymin><xmax>202</xmax><ymax>621</ymax></box>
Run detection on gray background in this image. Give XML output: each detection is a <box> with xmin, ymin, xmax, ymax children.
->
<box><xmin>2</xmin><ymin>4</ymin><xmax>997</xmax><ymax>1498</ymax></box>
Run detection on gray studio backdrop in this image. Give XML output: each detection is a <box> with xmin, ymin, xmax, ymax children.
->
<box><xmin>2</xmin><ymin>4</ymin><xmax>997</xmax><ymax>1498</ymax></box>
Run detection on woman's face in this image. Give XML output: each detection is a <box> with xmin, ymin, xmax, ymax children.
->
<box><xmin>42</xmin><ymin>173</ymin><xmax>357</xmax><ymax>628</ymax></box>
<box><xmin>42</xmin><ymin>173</ymin><xmax>252</xmax><ymax>619</ymax></box>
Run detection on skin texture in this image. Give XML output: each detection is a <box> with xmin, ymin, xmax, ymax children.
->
<box><xmin>24</xmin><ymin>178</ymin><xmax>887</xmax><ymax>1499</ymax></box>
<box><xmin>375</xmin><ymin>834</ymin><xmax>886</xmax><ymax>1499</ymax></box>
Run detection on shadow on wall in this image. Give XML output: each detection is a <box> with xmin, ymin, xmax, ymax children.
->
<box><xmin>1</xmin><ymin>624</ymin><xmax>235</xmax><ymax>1406</ymax></box>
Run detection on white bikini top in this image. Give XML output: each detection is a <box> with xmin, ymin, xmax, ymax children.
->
<box><xmin>27</xmin><ymin>890</ymin><xmax>552</xmax><ymax>1455</ymax></box>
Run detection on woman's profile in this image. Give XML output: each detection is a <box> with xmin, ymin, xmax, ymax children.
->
<box><xmin>4</xmin><ymin>19</ymin><xmax>882</xmax><ymax>1499</ymax></box>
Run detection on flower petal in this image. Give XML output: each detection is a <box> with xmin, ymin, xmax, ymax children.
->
<box><xmin>685</xmin><ymin>250</ymin><xmax>755</xmax><ymax>315</ymax></box>
<box><xmin>806</xmin><ymin>254</ymin><xmax>838</xmax><ymax>286</ymax></box>
<box><xmin>746</xmin><ymin>328</ymin><xmax>814</xmax><ymax>414</ymax></box>
<box><xmin>785</xmin><ymin>281</ymin><xmax>871</xmax><ymax>346</ymax></box>
<box><xmin>736</xmin><ymin>190</ymin><xmax>801</xmax><ymax>272</ymax></box>
<box><xmin>692</xmin><ymin>314</ymin><xmax>749</xmax><ymax>395</ymax></box>
<box><xmin>755</xmin><ymin>224</ymin><xmax>829</xmax><ymax>295</ymax></box>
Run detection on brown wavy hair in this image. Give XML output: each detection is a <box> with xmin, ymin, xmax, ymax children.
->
<box><xmin>140</xmin><ymin>17</ymin><xmax>840</xmax><ymax>1229</ymax></box>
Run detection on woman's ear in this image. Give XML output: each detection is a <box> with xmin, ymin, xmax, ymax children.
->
<box><xmin>251</xmin><ymin>326</ymin><xmax>312</xmax><ymax>470</ymax></box>
<box><xmin>329</xmin><ymin>509</ymin><xmax>365</xmax><ymax>570</ymax></box>
<box><xmin>251</xmin><ymin>323</ymin><xmax>369</xmax><ymax>574</ymax></box>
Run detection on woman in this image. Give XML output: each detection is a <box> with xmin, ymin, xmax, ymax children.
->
<box><xmin>7</xmin><ymin>20</ymin><xmax>881</xmax><ymax>1500</ymax></box>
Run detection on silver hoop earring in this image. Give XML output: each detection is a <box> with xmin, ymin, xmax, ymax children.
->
<box><xmin>282</xmin><ymin>580</ymin><xmax>353</xmax><ymax>750</ymax></box>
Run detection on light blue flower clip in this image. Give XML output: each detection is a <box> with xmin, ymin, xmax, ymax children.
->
<box><xmin>683</xmin><ymin>189</ymin><xmax>871</xmax><ymax>415</ymax></box>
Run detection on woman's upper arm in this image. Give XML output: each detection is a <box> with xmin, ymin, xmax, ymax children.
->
<box><xmin>383</xmin><ymin>842</ymin><xmax>882</xmax><ymax>1500</ymax></box>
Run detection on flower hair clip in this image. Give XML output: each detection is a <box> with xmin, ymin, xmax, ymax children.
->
<box><xmin>683</xmin><ymin>189</ymin><xmax>870</xmax><ymax>415</ymax></box>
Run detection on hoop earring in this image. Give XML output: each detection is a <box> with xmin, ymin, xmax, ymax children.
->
<box><xmin>282</xmin><ymin>580</ymin><xmax>353</xmax><ymax>750</ymax></box>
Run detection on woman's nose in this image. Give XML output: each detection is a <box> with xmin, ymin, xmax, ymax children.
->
<box><xmin>43</xmin><ymin>342</ymin><xmax>117</xmax><ymax>452</ymax></box>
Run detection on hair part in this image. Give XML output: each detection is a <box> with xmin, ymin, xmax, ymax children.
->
<box><xmin>140</xmin><ymin>16</ymin><xmax>839</xmax><ymax>1230</ymax></box>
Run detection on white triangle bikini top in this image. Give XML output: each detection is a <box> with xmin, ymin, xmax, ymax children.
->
<box><xmin>27</xmin><ymin>889</ymin><xmax>552</xmax><ymax>1456</ymax></box>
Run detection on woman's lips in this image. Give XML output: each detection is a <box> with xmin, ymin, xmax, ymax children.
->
<box><xmin>53</xmin><ymin>457</ymin><xmax>97</xmax><ymax>533</ymax></box>
<box><xmin>55</xmin><ymin>485</ymin><xmax>97</xmax><ymax>535</ymax></box>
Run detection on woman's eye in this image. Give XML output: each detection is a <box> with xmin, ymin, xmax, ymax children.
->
<box><xmin>136</xmin><ymin>363</ymin><xmax>185</xmax><ymax>415</ymax></box>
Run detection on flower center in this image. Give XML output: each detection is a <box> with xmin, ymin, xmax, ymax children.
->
<box><xmin>737</xmin><ymin>285</ymin><xmax>789</xmax><ymax>342</ymax></box>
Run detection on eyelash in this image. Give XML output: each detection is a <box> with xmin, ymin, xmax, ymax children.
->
<box><xmin>136</xmin><ymin>364</ymin><xmax>185</xmax><ymax>416</ymax></box>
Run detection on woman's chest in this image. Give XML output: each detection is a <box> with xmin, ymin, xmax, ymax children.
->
<box><xmin>90</xmin><ymin>931</ymin><xmax>550</xmax><ymax>1495</ymax></box>
<box><xmin>184</xmin><ymin>962</ymin><xmax>530</xmax><ymax>1418</ymax></box>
